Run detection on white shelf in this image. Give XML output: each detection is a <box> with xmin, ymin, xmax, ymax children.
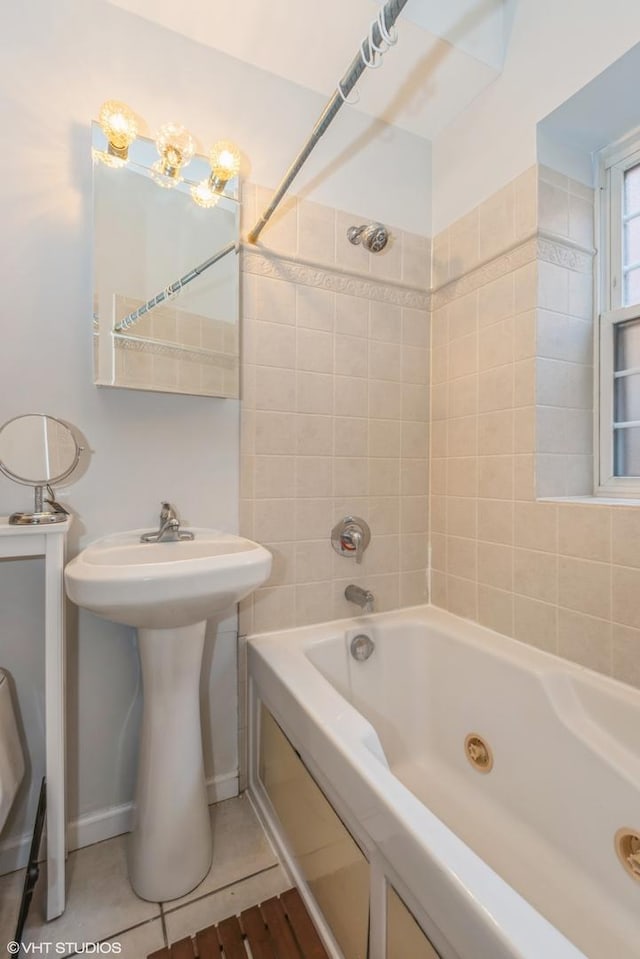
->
<box><xmin>0</xmin><ymin>517</ymin><xmax>70</xmax><ymax>920</ymax></box>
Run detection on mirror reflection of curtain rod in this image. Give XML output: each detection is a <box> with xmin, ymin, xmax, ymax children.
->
<box><xmin>247</xmin><ymin>0</ymin><xmax>409</xmax><ymax>245</ymax></box>
<box><xmin>113</xmin><ymin>240</ymin><xmax>239</xmax><ymax>333</ymax></box>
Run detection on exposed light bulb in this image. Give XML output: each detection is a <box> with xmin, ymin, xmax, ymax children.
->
<box><xmin>208</xmin><ymin>140</ymin><xmax>241</xmax><ymax>192</ymax></box>
<box><xmin>152</xmin><ymin>122</ymin><xmax>195</xmax><ymax>187</ymax></box>
<box><xmin>98</xmin><ymin>100</ymin><xmax>137</xmax><ymax>161</ymax></box>
<box><xmin>190</xmin><ymin>180</ymin><xmax>221</xmax><ymax>209</ymax></box>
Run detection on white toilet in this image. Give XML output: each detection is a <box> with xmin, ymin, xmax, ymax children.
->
<box><xmin>0</xmin><ymin>669</ymin><xmax>25</xmax><ymax>834</ymax></box>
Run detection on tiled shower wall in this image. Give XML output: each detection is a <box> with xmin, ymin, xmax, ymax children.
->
<box><xmin>431</xmin><ymin>164</ymin><xmax>640</xmax><ymax>691</ymax></box>
<box><xmin>238</xmin><ymin>186</ymin><xmax>431</xmax><ymax>636</ymax></box>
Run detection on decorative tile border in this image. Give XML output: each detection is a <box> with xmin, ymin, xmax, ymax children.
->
<box><xmin>113</xmin><ymin>333</ymin><xmax>238</xmax><ymax>369</ymax></box>
<box><xmin>431</xmin><ymin>232</ymin><xmax>594</xmax><ymax>309</ymax></box>
<box><xmin>241</xmin><ymin>246</ymin><xmax>430</xmax><ymax>310</ymax></box>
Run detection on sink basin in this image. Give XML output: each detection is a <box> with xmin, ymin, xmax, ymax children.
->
<box><xmin>64</xmin><ymin>528</ymin><xmax>272</xmax><ymax>628</ymax></box>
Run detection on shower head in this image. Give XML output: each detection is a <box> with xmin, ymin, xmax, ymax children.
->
<box><xmin>347</xmin><ymin>222</ymin><xmax>390</xmax><ymax>253</ymax></box>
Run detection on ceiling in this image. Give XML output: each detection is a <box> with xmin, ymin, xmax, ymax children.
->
<box><xmin>104</xmin><ymin>0</ymin><xmax>516</xmax><ymax>140</ymax></box>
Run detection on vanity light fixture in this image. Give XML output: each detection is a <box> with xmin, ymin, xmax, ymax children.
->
<box><xmin>97</xmin><ymin>100</ymin><xmax>138</xmax><ymax>165</ymax></box>
<box><xmin>95</xmin><ymin>102</ymin><xmax>241</xmax><ymax>205</ymax></box>
<box><xmin>190</xmin><ymin>140</ymin><xmax>241</xmax><ymax>208</ymax></box>
<box><xmin>151</xmin><ymin>122</ymin><xmax>196</xmax><ymax>188</ymax></box>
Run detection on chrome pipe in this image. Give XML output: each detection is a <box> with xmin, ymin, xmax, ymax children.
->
<box><xmin>247</xmin><ymin>0</ymin><xmax>409</xmax><ymax>245</ymax></box>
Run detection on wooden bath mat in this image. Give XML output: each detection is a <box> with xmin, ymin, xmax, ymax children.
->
<box><xmin>148</xmin><ymin>887</ymin><xmax>329</xmax><ymax>959</ymax></box>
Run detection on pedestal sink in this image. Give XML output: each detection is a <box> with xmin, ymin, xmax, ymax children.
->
<box><xmin>64</xmin><ymin>529</ymin><xmax>271</xmax><ymax>902</ymax></box>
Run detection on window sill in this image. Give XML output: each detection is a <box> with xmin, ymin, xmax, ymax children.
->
<box><xmin>539</xmin><ymin>495</ymin><xmax>640</xmax><ymax>507</ymax></box>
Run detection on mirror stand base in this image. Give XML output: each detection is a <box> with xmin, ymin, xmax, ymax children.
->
<box><xmin>9</xmin><ymin>511</ymin><xmax>68</xmax><ymax>526</ymax></box>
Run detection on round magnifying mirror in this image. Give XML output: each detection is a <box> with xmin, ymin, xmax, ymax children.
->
<box><xmin>0</xmin><ymin>414</ymin><xmax>82</xmax><ymax>525</ymax></box>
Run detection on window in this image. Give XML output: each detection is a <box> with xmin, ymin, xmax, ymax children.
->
<box><xmin>599</xmin><ymin>135</ymin><xmax>640</xmax><ymax>494</ymax></box>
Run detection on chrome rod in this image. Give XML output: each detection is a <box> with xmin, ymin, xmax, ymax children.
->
<box><xmin>247</xmin><ymin>0</ymin><xmax>409</xmax><ymax>245</ymax></box>
<box><xmin>113</xmin><ymin>240</ymin><xmax>239</xmax><ymax>333</ymax></box>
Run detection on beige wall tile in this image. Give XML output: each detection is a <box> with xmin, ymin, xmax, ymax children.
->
<box><xmin>369</xmin><ymin>419</ymin><xmax>402</xmax><ymax>458</ymax></box>
<box><xmin>370</xmin><ymin>302</ymin><xmax>402</xmax><ymax>343</ymax></box>
<box><xmin>296</xmin><ymin>456</ymin><xmax>333</xmax><ymax>498</ymax></box>
<box><xmin>295</xmin><ymin>414</ymin><xmax>333</xmax><ymax>456</ymax></box>
<box><xmin>478</xmin><ymin>274</ymin><xmax>515</xmax><ymax>327</ymax></box>
<box><xmin>448</xmin><ymin>416</ymin><xmax>476</xmax><ymax>457</ymax></box>
<box><xmin>478</xmin><ymin>182</ymin><xmax>516</xmax><ymax>262</ymax></box>
<box><xmin>514</xmin><ymin>596</ymin><xmax>557</xmax><ymax>653</ymax></box>
<box><xmin>255</xmin><ymin>411</ymin><xmax>297</xmax><ymax>455</ymax></box>
<box><xmin>297</xmin><ymin>327</ymin><xmax>333</xmax><ymax>373</ymax></box>
<box><xmin>400</xmin><ymin>569</ymin><xmax>430</xmax><ymax>607</ymax></box>
<box><xmin>295</xmin><ymin>581</ymin><xmax>333</xmax><ymax>627</ymax></box>
<box><xmin>447</xmin><ymin>456</ymin><xmax>478</xmax><ymax>498</ymax></box>
<box><xmin>334</xmin><ymin>417</ymin><xmax>368</xmax><ymax>457</ymax></box>
<box><xmin>612</xmin><ymin>625</ymin><xmax>640</xmax><ymax>689</ymax></box>
<box><xmin>334</xmin><ymin>457</ymin><xmax>368</xmax><ymax>497</ymax></box>
<box><xmin>477</xmin><ymin>498</ymin><xmax>514</xmax><ymax>545</ymax></box>
<box><xmin>447</xmin><ymin>496</ymin><xmax>476</xmax><ymax>539</ymax></box>
<box><xmin>444</xmin><ymin>574</ymin><xmax>475</xmax><ymax>619</ymax></box>
<box><xmin>478</xmin><ymin>365</ymin><xmax>514</xmax><ymax>412</ymax></box>
<box><xmin>477</xmin><ymin>455</ymin><xmax>513</xmax><ymax>500</ymax></box>
<box><xmin>431</xmin><ymin>571</ymin><xmax>447</xmax><ymax>608</ymax></box>
<box><xmin>296</xmin><ymin>286</ymin><xmax>334</xmax><ymax>331</ymax></box>
<box><xmin>514</xmin><ymin>262</ymin><xmax>537</xmax><ymax>314</ymax></box>
<box><xmin>477</xmin><ymin>541</ymin><xmax>513</xmax><ymax>591</ymax></box>
<box><xmin>370</xmin><ymin>379</ymin><xmax>402</xmax><ymax>420</ymax></box>
<box><xmin>402</xmin><ymin>307</ymin><xmax>430</xmax><ymax>348</ymax></box>
<box><xmin>558</xmin><ymin>506</ymin><xmax>611</xmax><ymax>561</ymax></box>
<box><xmin>514</xmin><ymin>548</ymin><xmax>557</xmax><ymax>603</ymax></box>
<box><xmin>401</xmin><ymin>532</ymin><xmax>429</xmax><ymax>571</ymax></box>
<box><xmin>448</xmin><ymin>292</ymin><xmax>478</xmax><ymax>341</ymax></box>
<box><xmin>254</xmin><ymin>455</ymin><xmax>296</xmax><ymax>499</ymax></box>
<box><xmin>446</xmin><ymin>536</ymin><xmax>477</xmax><ymax>581</ymax></box>
<box><xmin>478</xmin><ymin>585</ymin><xmax>514</xmax><ymax>636</ymax></box>
<box><xmin>335</xmin><ymin>334</ymin><xmax>368</xmax><ymax>378</ymax></box>
<box><xmin>401</xmin><ymin>459</ymin><xmax>428</xmax><ymax>497</ymax></box>
<box><xmin>370</xmin><ymin>340</ymin><xmax>402</xmax><ymax>381</ymax></box>
<box><xmin>295</xmin><ymin>541</ymin><xmax>334</xmax><ymax>584</ymax></box>
<box><xmin>557</xmin><ymin>609</ymin><xmax>611</xmax><ymax>674</ymax></box>
<box><xmin>612</xmin><ymin>509</ymin><xmax>640</xmax><ymax>568</ymax></box>
<box><xmin>558</xmin><ymin>557</ymin><xmax>611</xmax><ymax>620</ymax></box>
<box><xmin>514</xmin><ymin>502</ymin><xmax>557</xmax><ymax>552</ymax></box>
<box><xmin>334</xmin><ymin>375</ymin><xmax>368</xmax><ymax>417</ymax></box>
<box><xmin>253</xmin><ymin>585</ymin><xmax>296</xmax><ymax>631</ymax></box>
<box><xmin>298</xmin><ymin>199</ymin><xmax>336</xmax><ymax>264</ymax></box>
<box><xmin>401</xmin><ymin>233</ymin><xmax>431</xmax><ymax>290</ymax></box>
<box><xmin>335</xmin><ymin>293</ymin><xmax>368</xmax><ymax>337</ymax></box>
<box><xmin>478</xmin><ymin>410</ymin><xmax>513</xmax><ymax>455</ymax></box>
<box><xmin>296</xmin><ymin>372</ymin><xmax>333</xmax><ymax>414</ymax></box>
<box><xmin>401</xmin><ymin>495</ymin><xmax>428</xmax><ymax>533</ymax></box>
<box><xmin>612</xmin><ymin>565</ymin><xmax>640</xmax><ymax>629</ymax></box>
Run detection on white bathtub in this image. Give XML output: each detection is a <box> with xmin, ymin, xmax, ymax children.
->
<box><xmin>247</xmin><ymin>605</ymin><xmax>640</xmax><ymax>959</ymax></box>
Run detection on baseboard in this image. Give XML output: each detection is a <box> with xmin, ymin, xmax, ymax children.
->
<box><xmin>0</xmin><ymin>771</ymin><xmax>239</xmax><ymax>876</ymax></box>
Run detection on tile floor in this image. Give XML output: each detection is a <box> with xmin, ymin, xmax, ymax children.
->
<box><xmin>0</xmin><ymin>795</ymin><xmax>289</xmax><ymax>959</ymax></box>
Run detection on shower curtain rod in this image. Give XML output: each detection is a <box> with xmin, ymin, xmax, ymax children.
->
<box><xmin>247</xmin><ymin>0</ymin><xmax>410</xmax><ymax>244</ymax></box>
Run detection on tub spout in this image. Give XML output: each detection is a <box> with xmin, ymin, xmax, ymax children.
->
<box><xmin>345</xmin><ymin>584</ymin><xmax>374</xmax><ymax>614</ymax></box>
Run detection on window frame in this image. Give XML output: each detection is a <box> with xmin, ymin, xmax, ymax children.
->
<box><xmin>597</xmin><ymin>129</ymin><xmax>640</xmax><ymax>495</ymax></box>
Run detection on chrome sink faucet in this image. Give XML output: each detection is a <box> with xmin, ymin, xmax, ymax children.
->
<box><xmin>140</xmin><ymin>502</ymin><xmax>195</xmax><ymax>543</ymax></box>
<box><xmin>345</xmin><ymin>584</ymin><xmax>374</xmax><ymax>614</ymax></box>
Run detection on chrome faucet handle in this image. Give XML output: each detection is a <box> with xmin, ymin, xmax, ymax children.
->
<box><xmin>331</xmin><ymin>516</ymin><xmax>371</xmax><ymax>565</ymax></box>
<box><xmin>160</xmin><ymin>501</ymin><xmax>178</xmax><ymax>523</ymax></box>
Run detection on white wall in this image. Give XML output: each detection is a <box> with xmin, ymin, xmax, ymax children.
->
<box><xmin>0</xmin><ymin>0</ymin><xmax>430</xmax><ymax>868</ymax></box>
<box><xmin>432</xmin><ymin>0</ymin><xmax>640</xmax><ymax>231</ymax></box>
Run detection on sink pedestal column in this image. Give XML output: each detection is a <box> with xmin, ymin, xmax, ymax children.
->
<box><xmin>128</xmin><ymin>621</ymin><xmax>212</xmax><ymax>902</ymax></box>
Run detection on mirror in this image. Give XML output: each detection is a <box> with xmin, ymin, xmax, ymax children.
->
<box><xmin>0</xmin><ymin>414</ymin><xmax>82</xmax><ymax>525</ymax></box>
<box><xmin>92</xmin><ymin>123</ymin><xmax>240</xmax><ymax>398</ymax></box>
